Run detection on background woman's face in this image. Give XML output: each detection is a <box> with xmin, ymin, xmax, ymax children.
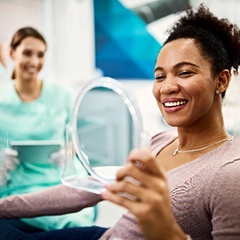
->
<box><xmin>153</xmin><ymin>38</ymin><xmax>218</xmax><ymax>128</ymax></box>
<box><xmin>11</xmin><ymin>36</ymin><xmax>46</xmax><ymax>82</ymax></box>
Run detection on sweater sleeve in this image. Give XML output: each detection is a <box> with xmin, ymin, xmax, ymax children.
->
<box><xmin>208</xmin><ymin>159</ymin><xmax>240</xmax><ymax>239</ymax></box>
<box><xmin>0</xmin><ymin>184</ymin><xmax>102</xmax><ymax>218</ymax></box>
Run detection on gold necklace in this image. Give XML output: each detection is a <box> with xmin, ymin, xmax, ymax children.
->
<box><xmin>173</xmin><ymin>136</ymin><xmax>233</xmax><ymax>156</ymax></box>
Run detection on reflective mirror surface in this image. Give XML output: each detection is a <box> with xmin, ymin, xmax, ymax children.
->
<box><xmin>61</xmin><ymin>77</ymin><xmax>143</xmax><ymax>194</ymax></box>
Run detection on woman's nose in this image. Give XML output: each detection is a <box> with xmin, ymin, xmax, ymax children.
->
<box><xmin>29</xmin><ymin>55</ymin><xmax>40</xmax><ymax>65</ymax></box>
<box><xmin>160</xmin><ymin>77</ymin><xmax>179</xmax><ymax>94</ymax></box>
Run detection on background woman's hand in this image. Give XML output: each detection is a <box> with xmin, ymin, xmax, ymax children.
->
<box><xmin>49</xmin><ymin>148</ymin><xmax>65</xmax><ymax>167</ymax></box>
<box><xmin>0</xmin><ymin>42</ymin><xmax>7</xmax><ymax>69</ymax></box>
<box><xmin>0</xmin><ymin>148</ymin><xmax>19</xmax><ymax>187</ymax></box>
<box><xmin>101</xmin><ymin>149</ymin><xmax>186</xmax><ymax>240</ymax></box>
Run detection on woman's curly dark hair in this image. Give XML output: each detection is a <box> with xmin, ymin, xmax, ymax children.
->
<box><xmin>164</xmin><ymin>4</ymin><xmax>240</xmax><ymax>98</ymax></box>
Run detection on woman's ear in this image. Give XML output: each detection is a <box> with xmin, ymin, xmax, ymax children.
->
<box><xmin>9</xmin><ymin>47</ymin><xmax>15</xmax><ymax>60</ymax></box>
<box><xmin>216</xmin><ymin>69</ymin><xmax>231</xmax><ymax>93</ymax></box>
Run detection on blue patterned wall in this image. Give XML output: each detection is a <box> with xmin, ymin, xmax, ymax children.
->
<box><xmin>94</xmin><ymin>0</ymin><xmax>162</xmax><ymax>79</ymax></box>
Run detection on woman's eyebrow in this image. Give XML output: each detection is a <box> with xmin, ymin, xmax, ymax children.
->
<box><xmin>154</xmin><ymin>66</ymin><xmax>164</xmax><ymax>73</ymax></box>
<box><xmin>154</xmin><ymin>62</ymin><xmax>200</xmax><ymax>73</ymax></box>
<box><xmin>173</xmin><ymin>61</ymin><xmax>200</xmax><ymax>69</ymax></box>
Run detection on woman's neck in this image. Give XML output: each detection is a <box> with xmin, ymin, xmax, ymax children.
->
<box><xmin>177</xmin><ymin>123</ymin><xmax>230</xmax><ymax>150</ymax></box>
<box><xmin>14</xmin><ymin>79</ymin><xmax>42</xmax><ymax>102</ymax></box>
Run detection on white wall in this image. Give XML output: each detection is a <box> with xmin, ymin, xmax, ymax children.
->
<box><xmin>40</xmin><ymin>0</ymin><xmax>100</xmax><ymax>85</ymax></box>
<box><xmin>190</xmin><ymin>0</ymin><xmax>240</xmax><ymax>25</ymax></box>
<box><xmin>0</xmin><ymin>0</ymin><xmax>41</xmax><ymax>43</ymax></box>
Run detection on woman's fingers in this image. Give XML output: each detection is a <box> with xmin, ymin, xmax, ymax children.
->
<box><xmin>102</xmin><ymin>180</ymin><xmax>150</xmax><ymax>214</ymax></box>
<box><xmin>106</xmin><ymin>172</ymin><xmax>168</xmax><ymax>201</ymax></box>
<box><xmin>101</xmin><ymin>148</ymin><xmax>181</xmax><ymax>240</ymax></box>
<box><xmin>126</xmin><ymin>149</ymin><xmax>166</xmax><ymax>178</ymax></box>
<box><xmin>115</xmin><ymin>150</ymin><xmax>167</xmax><ymax>192</ymax></box>
<box><xmin>102</xmin><ymin>176</ymin><xmax>171</xmax><ymax>226</ymax></box>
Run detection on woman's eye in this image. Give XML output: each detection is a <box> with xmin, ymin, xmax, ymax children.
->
<box><xmin>178</xmin><ymin>71</ymin><xmax>193</xmax><ymax>77</ymax></box>
<box><xmin>38</xmin><ymin>52</ymin><xmax>44</xmax><ymax>58</ymax></box>
<box><xmin>155</xmin><ymin>75</ymin><xmax>165</xmax><ymax>81</ymax></box>
<box><xmin>23</xmin><ymin>50</ymin><xmax>32</xmax><ymax>56</ymax></box>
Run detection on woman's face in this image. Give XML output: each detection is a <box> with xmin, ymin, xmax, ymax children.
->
<box><xmin>153</xmin><ymin>38</ymin><xmax>219</xmax><ymax>128</ymax></box>
<box><xmin>11</xmin><ymin>36</ymin><xmax>46</xmax><ymax>82</ymax></box>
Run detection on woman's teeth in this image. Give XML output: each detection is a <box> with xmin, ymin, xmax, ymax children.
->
<box><xmin>164</xmin><ymin>101</ymin><xmax>186</xmax><ymax>107</ymax></box>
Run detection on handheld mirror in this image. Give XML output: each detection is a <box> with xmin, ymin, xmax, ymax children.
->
<box><xmin>61</xmin><ymin>77</ymin><xmax>144</xmax><ymax>194</ymax></box>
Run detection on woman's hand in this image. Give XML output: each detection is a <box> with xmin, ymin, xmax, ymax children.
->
<box><xmin>0</xmin><ymin>148</ymin><xmax>19</xmax><ymax>187</ymax></box>
<box><xmin>0</xmin><ymin>42</ymin><xmax>7</xmax><ymax>69</ymax></box>
<box><xmin>49</xmin><ymin>148</ymin><xmax>65</xmax><ymax>167</ymax></box>
<box><xmin>101</xmin><ymin>149</ymin><xmax>186</xmax><ymax>240</ymax></box>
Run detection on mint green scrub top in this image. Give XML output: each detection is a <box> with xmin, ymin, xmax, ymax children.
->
<box><xmin>0</xmin><ymin>80</ymin><xmax>96</xmax><ymax>230</ymax></box>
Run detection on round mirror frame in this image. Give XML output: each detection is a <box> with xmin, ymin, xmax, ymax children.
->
<box><xmin>71</xmin><ymin>77</ymin><xmax>143</xmax><ymax>184</ymax></box>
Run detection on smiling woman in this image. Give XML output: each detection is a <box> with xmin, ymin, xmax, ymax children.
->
<box><xmin>153</xmin><ymin>38</ymin><xmax>225</xmax><ymax>127</ymax></box>
<box><xmin>101</xmin><ymin>4</ymin><xmax>240</xmax><ymax>240</ymax></box>
<box><xmin>0</xmin><ymin>27</ymin><xmax>96</xmax><ymax>232</ymax></box>
<box><xmin>10</xmin><ymin>28</ymin><xmax>46</xmax><ymax>81</ymax></box>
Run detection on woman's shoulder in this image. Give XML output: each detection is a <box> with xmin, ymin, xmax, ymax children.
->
<box><xmin>194</xmin><ymin>137</ymin><xmax>240</xmax><ymax>191</ymax></box>
<box><xmin>0</xmin><ymin>81</ymin><xmax>15</xmax><ymax>102</ymax></box>
<box><xmin>42</xmin><ymin>80</ymin><xmax>72</xmax><ymax>95</ymax></box>
<box><xmin>205</xmin><ymin>139</ymin><xmax>240</xmax><ymax>221</ymax></box>
<box><xmin>42</xmin><ymin>80</ymin><xmax>74</xmax><ymax>104</ymax></box>
<box><xmin>213</xmin><ymin>136</ymin><xmax>240</xmax><ymax>167</ymax></box>
<box><xmin>150</xmin><ymin>130</ymin><xmax>178</xmax><ymax>157</ymax></box>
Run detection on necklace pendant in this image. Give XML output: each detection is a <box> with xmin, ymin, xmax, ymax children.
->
<box><xmin>173</xmin><ymin>149</ymin><xmax>178</xmax><ymax>156</ymax></box>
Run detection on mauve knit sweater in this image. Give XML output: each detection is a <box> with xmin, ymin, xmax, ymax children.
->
<box><xmin>1</xmin><ymin>131</ymin><xmax>240</xmax><ymax>240</ymax></box>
